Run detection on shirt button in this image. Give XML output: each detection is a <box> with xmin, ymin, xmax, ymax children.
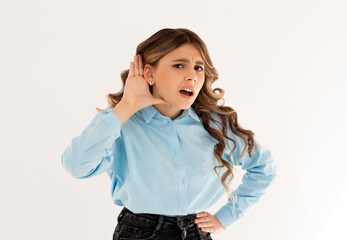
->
<box><xmin>167</xmin><ymin>122</ymin><xmax>172</xmax><ymax>126</ymax></box>
<box><xmin>181</xmin><ymin>178</ymin><xmax>185</xmax><ymax>184</ymax></box>
<box><xmin>173</xmin><ymin>148</ymin><xmax>178</xmax><ymax>155</ymax></box>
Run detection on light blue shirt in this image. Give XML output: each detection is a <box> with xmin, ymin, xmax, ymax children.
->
<box><xmin>61</xmin><ymin>105</ymin><xmax>277</xmax><ymax>229</ymax></box>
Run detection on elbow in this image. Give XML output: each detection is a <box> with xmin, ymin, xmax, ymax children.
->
<box><xmin>61</xmin><ymin>152</ymin><xmax>77</xmax><ymax>178</ymax></box>
<box><xmin>61</xmin><ymin>151</ymin><xmax>87</xmax><ymax>179</ymax></box>
<box><xmin>271</xmin><ymin>155</ymin><xmax>278</xmax><ymax>178</ymax></box>
<box><xmin>61</xmin><ymin>148</ymin><xmax>75</xmax><ymax>172</ymax></box>
<box><xmin>61</xmin><ymin>161</ymin><xmax>91</xmax><ymax>179</ymax></box>
<box><xmin>260</xmin><ymin>146</ymin><xmax>278</xmax><ymax>182</ymax></box>
<box><xmin>267</xmin><ymin>155</ymin><xmax>278</xmax><ymax>183</ymax></box>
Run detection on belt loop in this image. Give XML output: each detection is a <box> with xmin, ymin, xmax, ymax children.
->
<box><xmin>153</xmin><ymin>215</ymin><xmax>164</xmax><ymax>235</ymax></box>
<box><xmin>117</xmin><ymin>207</ymin><xmax>126</xmax><ymax>222</ymax></box>
<box><xmin>181</xmin><ymin>228</ymin><xmax>187</xmax><ymax>240</ymax></box>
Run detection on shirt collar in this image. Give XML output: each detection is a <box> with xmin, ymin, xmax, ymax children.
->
<box><xmin>140</xmin><ymin>105</ymin><xmax>201</xmax><ymax>123</ymax></box>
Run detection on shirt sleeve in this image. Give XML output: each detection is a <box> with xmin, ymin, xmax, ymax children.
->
<box><xmin>61</xmin><ymin>109</ymin><xmax>121</xmax><ymax>179</ymax></box>
<box><xmin>213</xmin><ymin>119</ymin><xmax>278</xmax><ymax>229</ymax></box>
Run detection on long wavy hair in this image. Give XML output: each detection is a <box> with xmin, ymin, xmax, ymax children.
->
<box><xmin>96</xmin><ymin>28</ymin><xmax>257</xmax><ymax>207</ymax></box>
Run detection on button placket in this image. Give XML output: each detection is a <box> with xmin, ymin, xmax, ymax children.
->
<box><xmin>166</xmin><ymin>120</ymin><xmax>190</xmax><ymax>220</ymax></box>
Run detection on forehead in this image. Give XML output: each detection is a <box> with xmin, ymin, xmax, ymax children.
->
<box><xmin>162</xmin><ymin>44</ymin><xmax>203</xmax><ymax>61</ymax></box>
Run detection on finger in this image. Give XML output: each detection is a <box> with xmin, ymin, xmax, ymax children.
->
<box><xmin>154</xmin><ymin>97</ymin><xmax>171</xmax><ymax>107</ymax></box>
<box><xmin>157</xmin><ymin>99</ymin><xmax>170</xmax><ymax>106</ymax></box>
<box><xmin>138</xmin><ymin>54</ymin><xmax>143</xmax><ymax>76</ymax></box>
<box><xmin>196</xmin><ymin>212</ymin><xmax>208</xmax><ymax>218</ymax></box>
<box><xmin>197</xmin><ymin>221</ymin><xmax>213</xmax><ymax>228</ymax></box>
<box><xmin>128</xmin><ymin>61</ymin><xmax>134</xmax><ymax>77</ymax></box>
<box><xmin>201</xmin><ymin>227</ymin><xmax>212</xmax><ymax>233</ymax></box>
<box><xmin>134</xmin><ymin>55</ymin><xmax>138</xmax><ymax>76</ymax></box>
<box><xmin>195</xmin><ymin>217</ymin><xmax>210</xmax><ymax>223</ymax></box>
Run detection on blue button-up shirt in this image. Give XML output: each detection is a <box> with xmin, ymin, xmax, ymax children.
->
<box><xmin>61</xmin><ymin>104</ymin><xmax>277</xmax><ymax>229</ymax></box>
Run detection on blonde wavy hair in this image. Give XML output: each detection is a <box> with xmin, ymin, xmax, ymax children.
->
<box><xmin>96</xmin><ymin>28</ymin><xmax>258</xmax><ymax>207</ymax></box>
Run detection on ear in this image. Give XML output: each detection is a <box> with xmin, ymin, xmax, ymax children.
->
<box><xmin>144</xmin><ymin>64</ymin><xmax>156</xmax><ymax>85</ymax></box>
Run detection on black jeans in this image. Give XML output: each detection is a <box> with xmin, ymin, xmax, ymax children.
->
<box><xmin>113</xmin><ymin>207</ymin><xmax>213</xmax><ymax>240</ymax></box>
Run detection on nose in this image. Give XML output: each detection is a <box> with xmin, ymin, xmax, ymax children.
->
<box><xmin>185</xmin><ymin>70</ymin><xmax>198</xmax><ymax>82</ymax></box>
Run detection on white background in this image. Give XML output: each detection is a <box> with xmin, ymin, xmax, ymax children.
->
<box><xmin>1</xmin><ymin>0</ymin><xmax>346</xmax><ymax>239</ymax></box>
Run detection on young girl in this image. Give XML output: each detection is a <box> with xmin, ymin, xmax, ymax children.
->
<box><xmin>61</xmin><ymin>28</ymin><xmax>277</xmax><ymax>240</ymax></box>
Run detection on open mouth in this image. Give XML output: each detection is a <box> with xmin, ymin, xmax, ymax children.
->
<box><xmin>179</xmin><ymin>89</ymin><xmax>193</xmax><ymax>96</ymax></box>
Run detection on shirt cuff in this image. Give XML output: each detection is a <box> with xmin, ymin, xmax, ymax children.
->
<box><xmin>214</xmin><ymin>205</ymin><xmax>239</xmax><ymax>229</ymax></box>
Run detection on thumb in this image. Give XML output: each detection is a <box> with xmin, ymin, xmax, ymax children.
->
<box><xmin>153</xmin><ymin>97</ymin><xmax>171</xmax><ymax>107</ymax></box>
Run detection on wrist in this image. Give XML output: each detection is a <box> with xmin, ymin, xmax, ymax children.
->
<box><xmin>112</xmin><ymin>100</ymin><xmax>138</xmax><ymax>126</ymax></box>
<box><xmin>118</xmin><ymin>100</ymin><xmax>138</xmax><ymax>113</ymax></box>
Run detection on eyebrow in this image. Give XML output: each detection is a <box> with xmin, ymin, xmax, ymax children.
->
<box><xmin>171</xmin><ymin>58</ymin><xmax>205</xmax><ymax>65</ymax></box>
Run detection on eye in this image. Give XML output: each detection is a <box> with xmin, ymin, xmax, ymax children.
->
<box><xmin>173</xmin><ymin>64</ymin><xmax>184</xmax><ymax>69</ymax></box>
<box><xmin>196</xmin><ymin>66</ymin><xmax>204</xmax><ymax>72</ymax></box>
<box><xmin>173</xmin><ymin>64</ymin><xmax>204</xmax><ymax>72</ymax></box>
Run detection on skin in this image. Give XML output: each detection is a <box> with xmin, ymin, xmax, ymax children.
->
<box><xmin>143</xmin><ymin>43</ymin><xmax>205</xmax><ymax>120</ymax></box>
<box><xmin>195</xmin><ymin>211</ymin><xmax>226</xmax><ymax>234</ymax></box>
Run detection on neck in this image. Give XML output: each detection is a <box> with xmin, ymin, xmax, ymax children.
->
<box><xmin>152</xmin><ymin>104</ymin><xmax>184</xmax><ymax>120</ymax></box>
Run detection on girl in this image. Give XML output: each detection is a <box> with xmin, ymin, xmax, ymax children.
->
<box><xmin>61</xmin><ymin>28</ymin><xmax>277</xmax><ymax>240</ymax></box>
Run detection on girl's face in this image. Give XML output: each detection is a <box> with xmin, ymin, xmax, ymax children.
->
<box><xmin>144</xmin><ymin>43</ymin><xmax>205</xmax><ymax>120</ymax></box>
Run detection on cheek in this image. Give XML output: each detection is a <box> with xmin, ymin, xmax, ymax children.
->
<box><xmin>197</xmin><ymin>83</ymin><xmax>204</xmax><ymax>93</ymax></box>
<box><xmin>156</xmin><ymin>82</ymin><xmax>177</xmax><ymax>97</ymax></box>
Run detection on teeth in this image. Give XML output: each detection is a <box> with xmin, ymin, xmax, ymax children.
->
<box><xmin>182</xmin><ymin>88</ymin><xmax>192</xmax><ymax>92</ymax></box>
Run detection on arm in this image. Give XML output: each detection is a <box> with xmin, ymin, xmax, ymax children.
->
<box><xmin>211</xmin><ymin>115</ymin><xmax>278</xmax><ymax>229</ymax></box>
<box><xmin>214</xmin><ymin>140</ymin><xmax>277</xmax><ymax>229</ymax></box>
<box><xmin>60</xmin><ymin>101</ymin><xmax>136</xmax><ymax>179</ymax></box>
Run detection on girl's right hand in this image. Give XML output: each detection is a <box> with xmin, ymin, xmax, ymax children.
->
<box><xmin>121</xmin><ymin>54</ymin><xmax>171</xmax><ymax>111</ymax></box>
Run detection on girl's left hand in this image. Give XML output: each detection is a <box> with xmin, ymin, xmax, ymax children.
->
<box><xmin>194</xmin><ymin>211</ymin><xmax>226</xmax><ymax>234</ymax></box>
